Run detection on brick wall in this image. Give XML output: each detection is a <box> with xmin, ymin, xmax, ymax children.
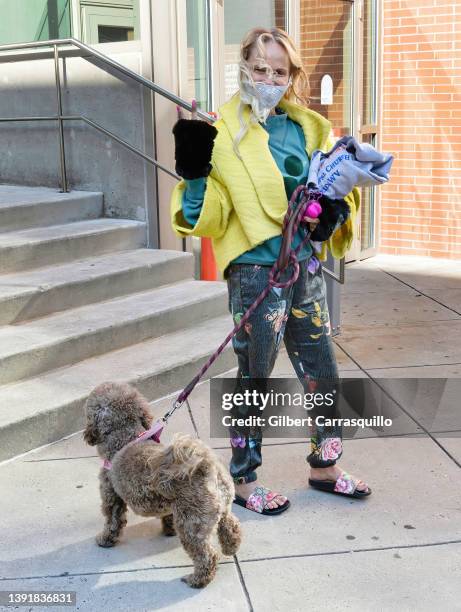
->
<box><xmin>381</xmin><ymin>0</ymin><xmax>461</xmax><ymax>258</ymax></box>
<box><xmin>299</xmin><ymin>1</ymin><xmax>353</xmax><ymax>134</ymax></box>
<box><xmin>275</xmin><ymin>0</ymin><xmax>286</xmax><ymax>28</ymax></box>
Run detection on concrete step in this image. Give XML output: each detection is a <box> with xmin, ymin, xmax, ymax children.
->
<box><xmin>0</xmin><ymin>185</ymin><xmax>103</xmax><ymax>233</ymax></box>
<box><xmin>0</xmin><ymin>314</ymin><xmax>235</xmax><ymax>461</ymax></box>
<box><xmin>0</xmin><ymin>218</ymin><xmax>146</xmax><ymax>273</ymax></box>
<box><xmin>0</xmin><ymin>249</ymin><xmax>194</xmax><ymax>325</ymax></box>
<box><xmin>0</xmin><ymin>280</ymin><xmax>228</xmax><ymax>385</ymax></box>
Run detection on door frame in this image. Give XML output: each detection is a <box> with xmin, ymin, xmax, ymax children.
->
<box><xmin>353</xmin><ymin>0</ymin><xmax>383</xmax><ymax>261</ymax></box>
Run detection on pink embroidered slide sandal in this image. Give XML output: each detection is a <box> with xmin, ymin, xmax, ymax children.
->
<box><xmin>308</xmin><ymin>471</ymin><xmax>371</xmax><ymax>499</ymax></box>
<box><xmin>234</xmin><ymin>485</ymin><xmax>291</xmax><ymax>515</ymax></box>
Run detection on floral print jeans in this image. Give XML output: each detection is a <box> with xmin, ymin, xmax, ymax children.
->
<box><xmin>225</xmin><ymin>259</ymin><xmax>343</xmax><ymax>485</ymax></box>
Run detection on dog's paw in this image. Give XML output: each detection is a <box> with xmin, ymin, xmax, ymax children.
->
<box><xmin>162</xmin><ymin>526</ymin><xmax>176</xmax><ymax>537</ymax></box>
<box><xmin>181</xmin><ymin>573</ymin><xmax>210</xmax><ymax>589</ymax></box>
<box><xmin>95</xmin><ymin>533</ymin><xmax>117</xmax><ymax>548</ymax></box>
<box><xmin>161</xmin><ymin>515</ymin><xmax>176</xmax><ymax>537</ymax></box>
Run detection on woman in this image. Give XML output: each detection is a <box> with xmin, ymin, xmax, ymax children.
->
<box><xmin>171</xmin><ymin>27</ymin><xmax>370</xmax><ymax>515</ymax></box>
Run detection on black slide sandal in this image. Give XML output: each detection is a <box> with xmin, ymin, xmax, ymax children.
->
<box><xmin>233</xmin><ymin>486</ymin><xmax>291</xmax><ymax>515</ymax></box>
<box><xmin>309</xmin><ymin>471</ymin><xmax>371</xmax><ymax>499</ymax></box>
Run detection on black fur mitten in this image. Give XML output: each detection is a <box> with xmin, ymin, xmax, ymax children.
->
<box><xmin>309</xmin><ymin>196</ymin><xmax>350</xmax><ymax>242</ymax></box>
<box><xmin>172</xmin><ymin>119</ymin><xmax>218</xmax><ymax>180</ymax></box>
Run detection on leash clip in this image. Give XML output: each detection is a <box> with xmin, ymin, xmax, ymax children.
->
<box><xmin>162</xmin><ymin>399</ymin><xmax>184</xmax><ymax>423</ymax></box>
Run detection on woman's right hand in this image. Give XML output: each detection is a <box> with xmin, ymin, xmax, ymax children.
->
<box><xmin>172</xmin><ymin>99</ymin><xmax>218</xmax><ymax>180</ymax></box>
<box><xmin>176</xmin><ymin>98</ymin><xmax>200</xmax><ymax>122</ymax></box>
<box><xmin>309</xmin><ymin>196</ymin><xmax>350</xmax><ymax>241</ymax></box>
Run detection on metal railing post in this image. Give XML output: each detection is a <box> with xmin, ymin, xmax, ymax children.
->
<box><xmin>53</xmin><ymin>44</ymin><xmax>68</xmax><ymax>192</ymax></box>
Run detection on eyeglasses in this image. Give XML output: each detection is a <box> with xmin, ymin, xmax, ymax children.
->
<box><xmin>250</xmin><ymin>64</ymin><xmax>290</xmax><ymax>83</ymax></box>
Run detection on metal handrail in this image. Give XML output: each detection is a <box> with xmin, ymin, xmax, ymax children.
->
<box><xmin>0</xmin><ymin>38</ymin><xmax>213</xmax><ymax>120</ymax></box>
<box><xmin>0</xmin><ymin>114</ymin><xmax>180</xmax><ymax>180</ymax></box>
<box><xmin>0</xmin><ymin>37</ymin><xmax>214</xmax><ymax>193</ymax></box>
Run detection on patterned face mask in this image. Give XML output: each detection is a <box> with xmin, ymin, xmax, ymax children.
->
<box><xmin>239</xmin><ymin>77</ymin><xmax>291</xmax><ymax>123</ymax></box>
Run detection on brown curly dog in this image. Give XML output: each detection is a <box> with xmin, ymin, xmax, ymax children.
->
<box><xmin>83</xmin><ymin>381</ymin><xmax>242</xmax><ymax>588</ymax></box>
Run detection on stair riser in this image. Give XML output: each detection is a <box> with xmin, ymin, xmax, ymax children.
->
<box><xmin>0</xmin><ymin>225</ymin><xmax>146</xmax><ymax>274</ymax></box>
<box><xmin>0</xmin><ymin>347</ymin><xmax>235</xmax><ymax>462</ymax></box>
<box><xmin>0</xmin><ymin>256</ymin><xmax>194</xmax><ymax>325</ymax></box>
<box><xmin>0</xmin><ymin>195</ymin><xmax>103</xmax><ymax>233</ymax></box>
<box><xmin>0</xmin><ymin>293</ymin><xmax>228</xmax><ymax>385</ymax></box>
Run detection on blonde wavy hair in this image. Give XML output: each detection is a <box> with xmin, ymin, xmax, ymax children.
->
<box><xmin>233</xmin><ymin>27</ymin><xmax>311</xmax><ymax>157</ymax></box>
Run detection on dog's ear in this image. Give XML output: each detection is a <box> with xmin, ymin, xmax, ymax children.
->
<box><xmin>83</xmin><ymin>423</ymin><xmax>100</xmax><ymax>446</ymax></box>
<box><xmin>140</xmin><ymin>405</ymin><xmax>153</xmax><ymax>429</ymax></box>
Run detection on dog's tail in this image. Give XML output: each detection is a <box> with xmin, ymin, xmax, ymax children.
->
<box><xmin>170</xmin><ymin>434</ymin><xmax>213</xmax><ymax>476</ymax></box>
<box><xmin>217</xmin><ymin>512</ymin><xmax>242</xmax><ymax>556</ymax></box>
<box><xmin>155</xmin><ymin>434</ymin><xmax>215</xmax><ymax>495</ymax></box>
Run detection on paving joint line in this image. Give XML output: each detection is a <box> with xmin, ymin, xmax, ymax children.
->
<box><xmin>233</xmin><ymin>555</ymin><xmax>254</xmax><ymax>612</ymax></box>
<box><xmin>0</xmin><ymin>560</ymin><xmax>235</xmax><ymax>583</ymax></box>
<box><xmin>325</xmin><ymin>343</ymin><xmax>461</xmax><ymax>467</ymax></box>
<box><xmin>186</xmin><ymin>398</ymin><xmax>200</xmax><ymax>439</ymax></box>
<box><xmin>211</xmin><ymin>432</ymin><xmax>426</xmax><ymax>450</ymax></box>
<box><xmin>238</xmin><ymin>538</ymin><xmax>461</xmax><ymax>565</ymax></box>
<box><xmin>365</xmin><ymin>362</ymin><xmax>461</xmax><ymax>371</ymax></box>
<box><xmin>3</xmin><ymin>540</ymin><xmax>461</xmax><ymax>583</ymax></box>
<box><xmin>24</xmin><ymin>455</ymin><xmax>98</xmax><ymax>463</ymax></box>
<box><xmin>340</xmin><ymin>319</ymin><xmax>461</xmax><ymax>332</ymax></box>
<box><xmin>330</xmin><ymin>340</ymin><xmax>371</xmax><ymax>377</ymax></box>
<box><xmin>20</xmin><ymin>432</ymin><xmax>430</xmax><ymax>462</ymax></box>
<box><xmin>20</xmin><ymin>429</ymin><xmax>460</xmax><ymax>462</ymax></box>
<box><xmin>339</xmin><ymin>318</ymin><xmax>459</xmax><ymax>330</ymax></box>
<box><xmin>377</xmin><ymin>268</ymin><xmax>461</xmax><ymax>318</ymax></box>
<box><xmin>366</xmin><ymin>375</ymin><xmax>461</xmax><ymax>469</ymax></box>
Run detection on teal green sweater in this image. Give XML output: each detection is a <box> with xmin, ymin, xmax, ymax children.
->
<box><xmin>182</xmin><ymin>109</ymin><xmax>313</xmax><ymax>265</ymax></box>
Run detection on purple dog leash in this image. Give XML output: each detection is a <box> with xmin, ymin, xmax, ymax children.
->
<box><xmin>152</xmin><ymin>186</ymin><xmax>323</xmax><ymax>436</ymax></box>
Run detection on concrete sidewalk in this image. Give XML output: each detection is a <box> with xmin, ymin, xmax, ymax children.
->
<box><xmin>1</xmin><ymin>254</ymin><xmax>460</xmax><ymax>611</ymax></box>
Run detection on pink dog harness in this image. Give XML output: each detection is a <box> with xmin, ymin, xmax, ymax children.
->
<box><xmin>102</xmin><ymin>420</ymin><xmax>164</xmax><ymax>470</ymax></box>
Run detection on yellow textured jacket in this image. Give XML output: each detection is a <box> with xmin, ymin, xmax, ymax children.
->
<box><xmin>170</xmin><ymin>94</ymin><xmax>360</xmax><ymax>273</ymax></box>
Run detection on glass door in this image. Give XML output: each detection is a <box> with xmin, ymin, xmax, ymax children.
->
<box><xmin>185</xmin><ymin>0</ymin><xmax>212</xmax><ymax>111</ymax></box>
<box><xmin>222</xmin><ymin>0</ymin><xmax>287</xmax><ymax>102</ymax></box>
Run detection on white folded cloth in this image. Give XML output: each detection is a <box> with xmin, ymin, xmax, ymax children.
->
<box><xmin>307</xmin><ymin>136</ymin><xmax>394</xmax><ymax>199</ymax></box>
